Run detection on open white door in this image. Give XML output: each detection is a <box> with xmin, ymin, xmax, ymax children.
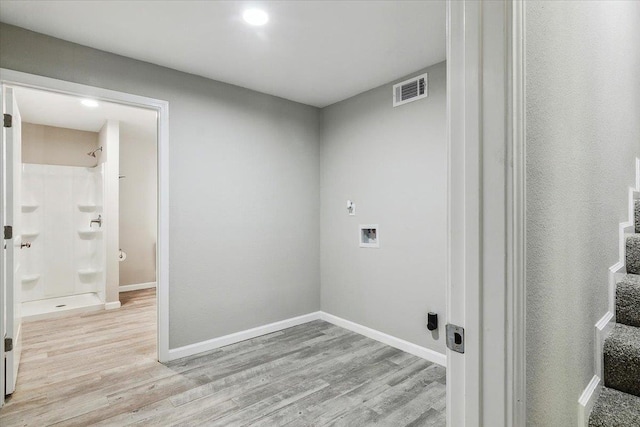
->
<box><xmin>2</xmin><ymin>85</ymin><xmax>23</xmax><ymax>397</ymax></box>
<box><xmin>0</xmin><ymin>82</ymin><xmax>4</xmax><ymax>406</ymax></box>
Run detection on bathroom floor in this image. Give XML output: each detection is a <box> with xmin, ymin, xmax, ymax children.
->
<box><xmin>22</xmin><ymin>292</ymin><xmax>103</xmax><ymax>321</ymax></box>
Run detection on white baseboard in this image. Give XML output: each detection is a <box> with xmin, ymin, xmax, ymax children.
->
<box><xmin>119</xmin><ymin>282</ymin><xmax>157</xmax><ymax>292</ymax></box>
<box><xmin>578</xmin><ymin>375</ymin><xmax>601</xmax><ymax>427</ymax></box>
<box><xmin>168</xmin><ymin>312</ymin><xmax>322</xmax><ymax>361</ymax></box>
<box><xmin>609</xmin><ymin>262</ymin><xmax>624</xmax><ymax>315</ymax></box>
<box><xmin>104</xmin><ymin>301</ymin><xmax>121</xmax><ymax>310</ymax></box>
<box><xmin>168</xmin><ymin>310</ymin><xmax>447</xmax><ymax>367</ymax></box>
<box><xmin>318</xmin><ymin>312</ymin><xmax>447</xmax><ymax>367</ymax></box>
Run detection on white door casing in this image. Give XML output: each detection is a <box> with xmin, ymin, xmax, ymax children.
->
<box><xmin>0</xmin><ymin>69</ymin><xmax>170</xmax><ymax>376</ymax></box>
<box><xmin>446</xmin><ymin>1</ymin><xmax>524</xmax><ymax>425</ymax></box>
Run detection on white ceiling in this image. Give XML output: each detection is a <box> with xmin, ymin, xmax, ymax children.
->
<box><xmin>0</xmin><ymin>1</ymin><xmax>446</xmax><ymax>107</ymax></box>
<box><xmin>13</xmin><ymin>86</ymin><xmax>157</xmax><ymax>139</ymax></box>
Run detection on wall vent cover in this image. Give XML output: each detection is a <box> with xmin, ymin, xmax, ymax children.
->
<box><xmin>393</xmin><ymin>73</ymin><xmax>428</xmax><ymax>107</ymax></box>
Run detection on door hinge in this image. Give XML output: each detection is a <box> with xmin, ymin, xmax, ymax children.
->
<box><xmin>4</xmin><ymin>225</ymin><xmax>12</xmax><ymax>240</ymax></box>
<box><xmin>3</xmin><ymin>114</ymin><xmax>12</xmax><ymax>128</ymax></box>
<box><xmin>4</xmin><ymin>337</ymin><xmax>13</xmax><ymax>352</ymax></box>
<box><xmin>446</xmin><ymin>324</ymin><xmax>465</xmax><ymax>354</ymax></box>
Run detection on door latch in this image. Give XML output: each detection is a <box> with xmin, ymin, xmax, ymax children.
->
<box><xmin>446</xmin><ymin>324</ymin><xmax>465</xmax><ymax>353</ymax></box>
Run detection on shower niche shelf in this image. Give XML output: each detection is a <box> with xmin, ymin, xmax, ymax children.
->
<box><xmin>21</xmin><ymin>204</ymin><xmax>39</xmax><ymax>213</ymax></box>
<box><xmin>22</xmin><ymin>274</ymin><xmax>41</xmax><ymax>283</ymax></box>
<box><xmin>22</xmin><ymin>231</ymin><xmax>40</xmax><ymax>240</ymax></box>
<box><xmin>78</xmin><ymin>229</ymin><xmax>102</xmax><ymax>239</ymax></box>
<box><xmin>77</xmin><ymin>268</ymin><xmax>100</xmax><ymax>276</ymax></box>
<box><xmin>77</xmin><ymin>204</ymin><xmax>98</xmax><ymax>213</ymax></box>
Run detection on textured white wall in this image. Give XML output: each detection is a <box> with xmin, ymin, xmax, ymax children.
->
<box><xmin>320</xmin><ymin>62</ymin><xmax>447</xmax><ymax>354</ymax></box>
<box><xmin>525</xmin><ymin>1</ymin><xmax>640</xmax><ymax>425</ymax></box>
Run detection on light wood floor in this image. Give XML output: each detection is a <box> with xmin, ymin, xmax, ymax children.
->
<box><xmin>0</xmin><ymin>289</ymin><xmax>446</xmax><ymax>426</ymax></box>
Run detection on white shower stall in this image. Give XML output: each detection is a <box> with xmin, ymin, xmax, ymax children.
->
<box><xmin>16</xmin><ymin>116</ymin><xmax>121</xmax><ymax>320</ymax></box>
<box><xmin>20</xmin><ymin>163</ymin><xmax>106</xmax><ymax>318</ymax></box>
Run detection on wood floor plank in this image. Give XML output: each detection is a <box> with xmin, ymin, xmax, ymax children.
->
<box><xmin>168</xmin><ymin>330</ymin><xmax>372</xmax><ymax>408</ymax></box>
<box><xmin>377</xmin><ymin>384</ymin><xmax>446</xmax><ymax>426</ymax></box>
<box><xmin>291</xmin><ymin>358</ymin><xmax>437</xmax><ymax>426</ymax></box>
<box><xmin>0</xmin><ymin>289</ymin><xmax>446</xmax><ymax>426</ymax></box>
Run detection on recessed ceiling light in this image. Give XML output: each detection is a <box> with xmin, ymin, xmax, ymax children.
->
<box><xmin>81</xmin><ymin>99</ymin><xmax>99</xmax><ymax>108</ymax></box>
<box><xmin>243</xmin><ymin>8</ymin><xmax>269</xmax><ymax>26</ymax></box>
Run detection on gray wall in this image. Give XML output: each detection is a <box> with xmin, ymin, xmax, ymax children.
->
<box><xmin>320</xmin><ymin>61</ymin><xmax>447</xmax><ymax>354</ymax></box>
<box><xmin>0</xmin><ymin>23</ymin><xmax>321</xmax><ymax>349</ymax></box>
<box><xmin>119</xmin><ymin>123</ymin><xmax>158</xmax><ymax>287</ymax></box>
<box><xmin>525</xmin><ymin>1</ymin><xmax>640</xmax><ymax>425</ymax></box>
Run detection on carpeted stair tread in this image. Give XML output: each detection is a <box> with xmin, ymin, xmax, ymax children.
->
<box><xmin>626</xmin><ymin>234</ymin><xmax>640</xmax><ymax>275</ymax></box>
<box><xmin>604</xmin><ymin>323</ymin><xmax>640</xmax><ymax>397</ymax></box>
<box><xmin>635</xmin><ymin>199</ymin><xmax>639</xmax><ymax>233</ymax></box>
<box><xmin>589</xmin><ymin>387</ymin><xmax>640</xmax><ymax>426</ymax></box>
<box><xmin>617</xmin><ymin>274</ymin><xmax>640</xmax><ymax>327</ymax></box>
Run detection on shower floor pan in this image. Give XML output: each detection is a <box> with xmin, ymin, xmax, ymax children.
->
<box><xmin>22</xmin><ymin>293</ymin><xmax>103</xmax><ymax>322</ymax></box>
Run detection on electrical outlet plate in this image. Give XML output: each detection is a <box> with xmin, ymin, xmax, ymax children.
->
<box><xmin>347</xmin><ymin>200</ymin><xmax>356</xmax><ymax>216</ymax></box>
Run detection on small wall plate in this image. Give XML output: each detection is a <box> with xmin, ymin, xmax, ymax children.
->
<box><xmin>359</xmin><ymin>224</ymin><xmax>379</xmax><ymax>248</ymax></box>
<box><xmin>347</xmin><ymin>200</ymin><xmax>356</xmax><ymax>216</ymax></box>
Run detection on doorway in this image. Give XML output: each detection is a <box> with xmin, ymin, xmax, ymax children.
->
<box><xmin>0</xmin><ymin>74</ymin><xmax>170</xmax><ymax>403</ymax></box>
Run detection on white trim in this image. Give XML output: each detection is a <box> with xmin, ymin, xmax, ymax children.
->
<box><xmin>578</xmin><ymin>375</ymin><xmax>601</xmax><ymax>427</ymax></box>
<box><xmin>608</xmin><ymin>262</ymin><xmax>624</xmax><ymax>316</ymax></box>
<box><xmin>509</xmin><ymin>1</ymin><xmax>527</xmax><ymax>425</ymax></box>
<box><xmin>446</xmin><ymin>2</ymin><xmax>475</xmax><ymax>423</ymax></box>
<box><xmin>119</xmin><ymin>282</ymin><xmax>157</xmax><ymax>292</ymax></box>
<box><xmin>447</xmin><ymin>2</ymin><xmax>517</xmax><ymax>424</ymax></box>
<box><xmin>168</xmin><ymin>312</ymin><xmax>322</xmax><ymax>361</ymax></box>
<box><xmin>104</xmin><ymin>301</ymin><xmax>122</xmax><ymax>310</ymax></box>
<box><xmin>0</xmin><ymin>68</ymin><xmax>170</xmax><ymax>363</ymax></box>
<box><xmin>319</xmin><ymin>312</ymin><xmax>447</xmax><ymax>367</ymax></box>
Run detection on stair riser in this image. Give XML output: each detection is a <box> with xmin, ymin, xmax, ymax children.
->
<box><xmin>626</xmin><ymin>235</ymin><xmax>640</xmax><ymax>274</ymax></box>
<box><xmin>617</xmin><ymin>282</ymin><xmax>640</xmax><ymax>327</ymax></box>
<box><xmin>605</xmin><ymin>355</ymin><xmax>640</xmax><ymax>397</ymax></box>
<box><xmin>588</xmin><ymin>387</ymin><xmax>640</xmax><ymax>426</ymax></box>
<box><xmin>604</xmin><ymin>336</ymin><xmax>640</xmax><ymax>397</ymax></box>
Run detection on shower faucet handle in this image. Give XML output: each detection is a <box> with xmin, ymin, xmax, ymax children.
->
<box><xmin>90</xmin><ymin>214</ymin><xmax>103</xmax><ymax>228</ymax></box>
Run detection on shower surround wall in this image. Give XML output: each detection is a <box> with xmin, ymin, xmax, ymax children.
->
<box><xmin>21</xmin><ymin>164</ymin><xmax>105</xmax><ymax>302</ymax></box>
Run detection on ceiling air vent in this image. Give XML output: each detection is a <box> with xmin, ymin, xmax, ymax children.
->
<box><xmin>393</xmin><ymin>73</ymin><xmax>428</xmax><ymax>107</ymax></box>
